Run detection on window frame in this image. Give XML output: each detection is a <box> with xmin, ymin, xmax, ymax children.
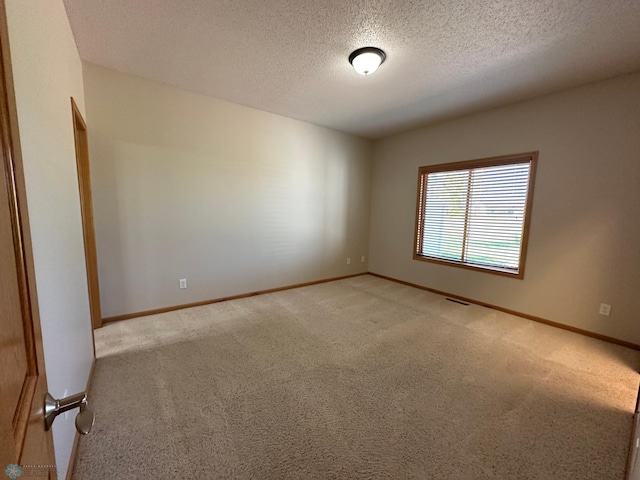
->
<box><xmin>413</xmin><ymin>152</ymin><xmax>538</xmax><ymax>279</ymax></box>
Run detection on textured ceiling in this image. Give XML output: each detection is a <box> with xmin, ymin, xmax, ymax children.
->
<box><xmin>63</xmin><ymin>0</ymin><xmax>640</xmax><ymax>139</ymax></box>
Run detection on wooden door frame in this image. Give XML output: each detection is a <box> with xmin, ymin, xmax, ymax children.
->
<box><xmin>71</xmin><ymin>98</ymin><xmax>102</xmax><ymax>329</ymax></box>
<box><xmin>0</xmin><ymin>0</ymin><xmax>54</xmax><ymax>469</ymax></box>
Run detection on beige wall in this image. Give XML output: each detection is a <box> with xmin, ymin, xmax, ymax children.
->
<box><xmin>5</xmin><ymin>0</ymin><xmax>94</xmax><ymax>477</ymax></box>
<box><xmin>370</xmin><ymin>72</ymin><xmax>640</xmax><ymax>346</ymax></box>
<box><xmin>83</xmin><ymin>63</ymin><xmax>372</xmax><ymax>318</ymax></box>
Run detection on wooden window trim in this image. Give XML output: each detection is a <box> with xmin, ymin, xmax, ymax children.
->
<box><xmin>413</xmin><ymin>151</ymin><xmax>538</xmax><ymax>279</ymax></box>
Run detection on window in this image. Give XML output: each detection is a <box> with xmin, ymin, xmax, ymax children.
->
<box><xmin>414</xmin><ymin>152</ymin><xmax>537</xmax><ymax>278</ymax></box>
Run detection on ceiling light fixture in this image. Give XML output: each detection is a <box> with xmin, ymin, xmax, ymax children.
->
<box><xmin>348</xmin><ymin>47</ymin><xmax>386</xmax><ymax>76</ymax></box>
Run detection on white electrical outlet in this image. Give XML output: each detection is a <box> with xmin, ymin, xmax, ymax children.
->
<box><xmin>179</xmin><ymin>278</ymin><xmax>187</xmax><ymax>289</ymax></box>
<box><xmin>346</xmin><ymin>258</ymin><xmax>351</xmax><ymax>265</ymax></box>
<box><xmin>599</xmin><ymin>303</ymin><xmax>611</xmax><ymax>316</ymax></box>
<box><xmin>361</xmin><ymin>256</ymin><xmax>365</xmax><ymax>263</ymax></box>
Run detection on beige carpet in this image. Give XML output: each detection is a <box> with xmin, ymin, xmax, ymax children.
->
<box><xmin>73</xmin><ymin>275</ymin><xmax>640</xmax><ymax>479</ymax></box>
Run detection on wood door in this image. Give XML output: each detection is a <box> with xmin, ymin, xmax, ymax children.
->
<box><xmin>0</xmin><ymin>7</ymin><xmax>56</xmax><ymax>479</ymax></box>
<box><xmin>71</xmin><ymin>98</ymin><xmax>102</xmax><ymax>330</ymax></box>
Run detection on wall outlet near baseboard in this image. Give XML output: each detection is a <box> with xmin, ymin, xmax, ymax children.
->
<box><xmin>179</xmin><ymin>278</ymin><xmax>187</xmax><ymax>289</ymax></box>
<box><xmin>599</xmin><ymin>303</ymin><xmax>611</xmax><ymax>316</ymax></box>
<box><xmin>346</xmin><ymin>258</ymin><xmax>351</xmax><ymax>265</ymax></box>
<box><xmin>361</xmin><ymin>256</ymin><xmax>365</xmax><ymax>263</ymax></box>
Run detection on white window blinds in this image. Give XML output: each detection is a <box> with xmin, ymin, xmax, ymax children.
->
<box><xmin>415</xmin><ymin>154</ymin><xmax>536</xmax><ymax>277</ymax></box>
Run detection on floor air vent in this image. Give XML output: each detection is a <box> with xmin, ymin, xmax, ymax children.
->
<box><xmin>446</xmin><ymin>298</ymin><xmax>469</xmax><ymax>306</ymax></box>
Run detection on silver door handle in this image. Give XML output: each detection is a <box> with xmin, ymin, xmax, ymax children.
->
<box><xmin>44</xmin><ymin>391</ymin><xmax>94</xmax><ymax>435</ymax></box>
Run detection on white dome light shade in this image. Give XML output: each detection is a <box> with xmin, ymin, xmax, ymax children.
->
<box><xmin>349</xmin><ymin>47</ymin><xmax>386</xmax><ymax>76</ymax></box>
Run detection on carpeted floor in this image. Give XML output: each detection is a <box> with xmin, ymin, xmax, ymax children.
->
<box><xmin>73</xmin><ymin>275</ymin><xmax>640</xmax><ymax>479</ymax></box>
